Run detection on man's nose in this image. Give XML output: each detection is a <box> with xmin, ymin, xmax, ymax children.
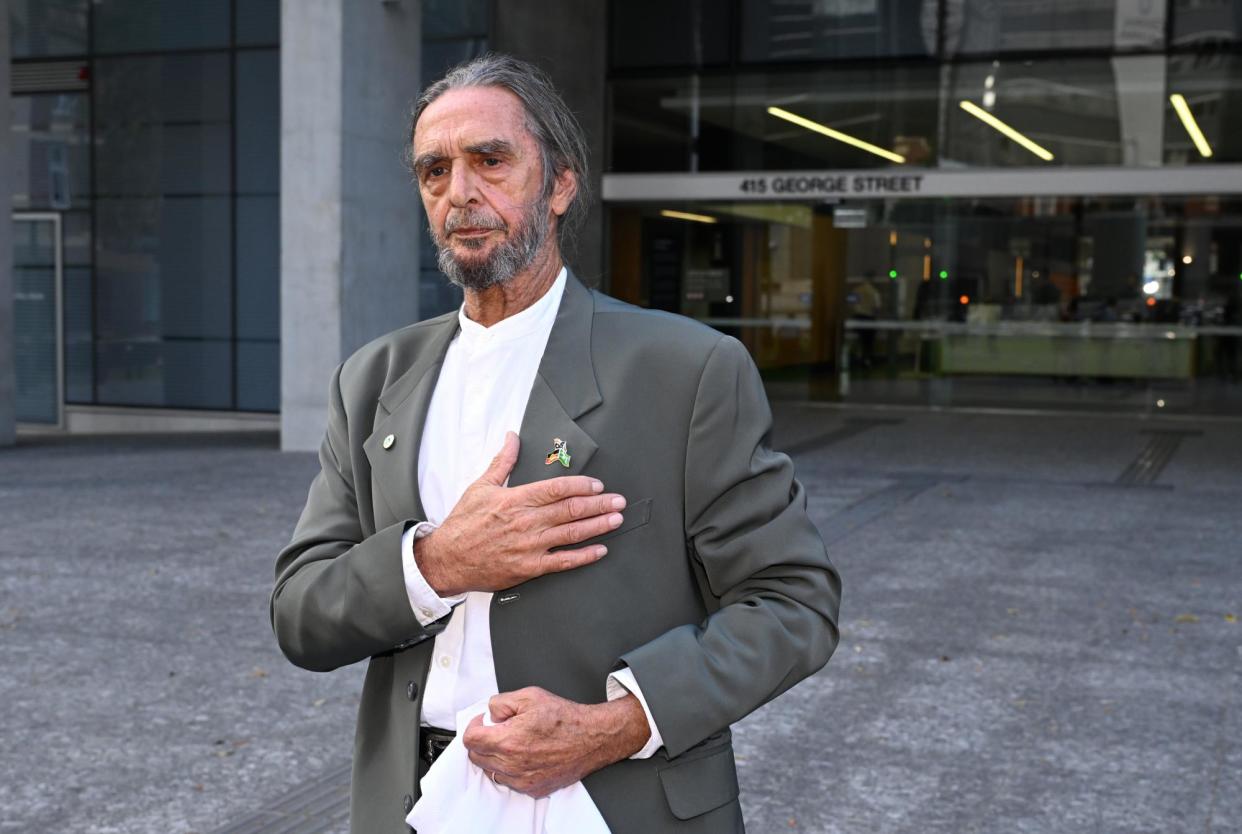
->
<box><xmin>447</xmin><ymin>163</ymin><xmax>480</xmax><ymax>207</ymax></box>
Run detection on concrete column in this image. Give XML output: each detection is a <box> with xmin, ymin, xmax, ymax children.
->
<box><xmin>492</xmin><ymin>0</ymin><xmax>608</xmax><ymax>287</ymax></box>
<box><xmin>0</xmin><ymin>8</ymin><xmax>14</xmax><ymax>447</ymax></box>
<box><xmin>280</xmin><ymin>0</ymin><xmax>422</xmax><ymax>451</ymax></box>
<box><xmin>1112</xmin><ymin>55</ymin><xmax>1166</xmax><ymax>167</ymax></box>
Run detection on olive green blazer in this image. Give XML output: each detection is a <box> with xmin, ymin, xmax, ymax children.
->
<box><xmin>271</xmin><ymin>271</ymin><xmax>841</xmax><ymax>833</ymax></box>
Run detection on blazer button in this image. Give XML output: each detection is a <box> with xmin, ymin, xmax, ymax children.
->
<box><xmin>403</xmin><ymin>793</ymin><xmax>414</xmax><ymax>813</ymax></box>
<box><xmin>406</xmin><ymin>680</ymin><xmax>419</xmax><ymax>701</ymax></box>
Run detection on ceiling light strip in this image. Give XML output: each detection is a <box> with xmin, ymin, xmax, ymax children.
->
<box><xmin>1169</xmin><ymin>94</ymin><xmax>1213</xmax><ymax>159</ymax></box>
<box><xmin>958</xmin><ymin>100</ymin><xmax>1054</xmax><ymax>162</ymax></box>
<box><xmin>659</xmin><ymin>209</ymin><xmax>718</xmax><ymax>224</ymax></box>
<box><xmin>767</xmin><ymin>106</ymin><xmax>906</xmax><ymax>164</ymax></box>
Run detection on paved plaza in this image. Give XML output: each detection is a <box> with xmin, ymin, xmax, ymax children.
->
<box><xmin>1</xmin><ymin>406</ymin><xmax>1239</xmax><ymax>833</ymax></box>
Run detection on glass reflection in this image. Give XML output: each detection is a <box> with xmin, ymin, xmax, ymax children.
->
<box><xmin>612</xmin><ymin>53</ymin><xmax>1242</xmax><ymax>171</ymax></box>
<box><xmin>8</xmin><ymin>0</ymin><xmax>88</xmax><ymax>58</ymax></box>
<box><xmin>944</xmin><ymin>0</ymin><xmax>1166</xmax><ymax>54</ymax></box>
<box><xmin>741</xmin><ymin>0</ymin><xmax>938</xmax><ymax>62</ymax></box>
<box><xmin>10</xmin><ymin>93</ymin><xmax>90</xmax><ymax>210</ymax></box>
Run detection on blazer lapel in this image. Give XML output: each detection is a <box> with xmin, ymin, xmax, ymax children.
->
<box><xmin>509</xmin><ymin>270</ymin><xmax>603</xmax><ymax>487</ymax></box>
<box><xmin>363</xmin><ymin>314</ymin><xmax>460</xmax><ymax>522</ymax></box>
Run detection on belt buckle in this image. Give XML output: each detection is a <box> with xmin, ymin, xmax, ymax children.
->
<box><xmin>421</xmin><ymin>728</ymin><xmax>454</xmax><ymax>766</ymax></box>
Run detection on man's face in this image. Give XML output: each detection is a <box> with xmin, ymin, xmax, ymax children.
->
<box><xmin>412</xmin><ymin>86</ymin><xmax>566</xmax><ymax>290</ymax></box>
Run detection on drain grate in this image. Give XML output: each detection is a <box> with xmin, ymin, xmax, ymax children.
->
<box><xmin>209</xmin><ymin>761</ymin><xmax>351</xmax><ymax>834</ymax></box>
<box><xmin>1114</xmin><ymin>430</ymin><xmax>1201</xmax><ymax>487</ymax></box>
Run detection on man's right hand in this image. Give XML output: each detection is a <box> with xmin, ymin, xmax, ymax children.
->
<box><xmin>413</xmin><ymin>431</ymin><xmax>625</xmax><ymax>597</ymax></box>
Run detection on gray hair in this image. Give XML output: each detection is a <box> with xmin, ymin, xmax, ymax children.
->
<box><xmin>407</xmin><ymin>53</ymin><xmax>591</xmax><ymax>248</ymax></box>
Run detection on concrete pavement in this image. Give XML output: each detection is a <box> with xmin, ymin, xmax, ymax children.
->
<box><xmin>1</xmin><ymin>407</ymin><xmax>1238</xmax><ymax>833</ymax></box>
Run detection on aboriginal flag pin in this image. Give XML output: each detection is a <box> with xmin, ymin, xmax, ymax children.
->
<box><xmin>544</xmin><ymin>437</ymin><xmax>571</xmax><ymax>468</ymax></box>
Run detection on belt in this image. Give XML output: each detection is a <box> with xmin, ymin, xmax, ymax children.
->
<box><xmin>419</xmin><ymin>726</ymin><xmax>456</xmax><ymax>769</ymax></box>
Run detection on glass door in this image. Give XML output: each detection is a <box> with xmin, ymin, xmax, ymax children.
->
<box><xmin>12</xmin><ymin>213</ymin><xmax>64</xmax><ymax>427</ymax></box>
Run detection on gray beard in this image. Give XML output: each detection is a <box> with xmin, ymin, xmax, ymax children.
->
<box><xmin>434</xmin><ymin>197</ymin><xmax>551</xmax><ymax>292</ymax></box>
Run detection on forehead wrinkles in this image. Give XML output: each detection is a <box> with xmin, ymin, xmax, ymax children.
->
<box><xmin>414</xmin><ymin>87</ymin><xmax>538</xmax><ymax>159</ymax></box>
<box><xmin>415</xmin><ymin>128</ymin><xmax>531</xmax><ymax>163</ymax></box>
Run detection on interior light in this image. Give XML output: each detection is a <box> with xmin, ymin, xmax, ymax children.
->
<box><xmin>725</xmin><ymin>295</ymin><xmax>734</xmax><ymax>303</ymax></box>
<box><xmin>767</xmin><ymin>106</ymin><xmax>907</xmax><ymax>164</ymax></box>
<box><xmin>659</xmin><ymin>209</ymin><xmax>717</xmax><ymax>224</ymax></box>
<box><xmin>1156</xmin><ymin>399</ymin><xmax>1166</xmax><ymax>408</ymax></box>
<box><xmin>959</xmin><ymin>295</ymin><xmax>970</xmax><ymax>305</ymax></box>
<box><xmin>1182</xmin><ymin>255</ymin><xmax>1193</xmax><ymax>265</ymax></box>
<box><xmin>959</xmin><ymin>100</ymin><xmax>1054</xmax><ymax>161</ymax></box>
<box><xmin>1170</xmin><ymin>94</ymin><xmax>1214</xmax><ymax>158</ymax></box>
<box><xmin>890</xmin><ymin>230</ymin><xmax>898</xmax><ymax>246</ymax></box>
<box><xmin>1143</xmin><ymin>280</ymin><xmax>1161</xmax><ymax>295</ymax></box>
<box><xmin>889</xmin><ymin>269</ymin><xmax>899</xmax><ymax>279</ymax></box>
<box><xmin>939</xmin><ymin>270</ymin><xmax>949</xmax><ymax>279</ymax></box>
<box><xmin>1146</xmin><ymin>297</ymin><xmax>1157</xmax><ymax>307</ymax></box>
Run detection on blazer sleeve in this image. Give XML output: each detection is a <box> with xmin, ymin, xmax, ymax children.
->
<box><xmin>270</xmin><ymin>363</ymin><xmax>438</xmax><ymax>672</ymax></box>
<box><xmin>619</xmin><ymin>335</ymin><xmax>842</xmax><ymax>757</ymax></box>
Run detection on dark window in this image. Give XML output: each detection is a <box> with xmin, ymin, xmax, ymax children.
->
<box><xmin>740</xmin><ymin>0</ymin><xmax>937</xmax><ymax>63</ymax></box>
<box><xmin>9</xmin><ymin>0</ymin><xmax>89</xmax><ymax>58</ymax></box>
<box><xmin>1171</xmin><ymin>0</ymin><xmax>1242</xmax><ymax>48</ymax></box>
<box><xmin>944</xmin><ymin>0</ymin><xmax>1166</xmax><ymax>55</ymax></box>
<box><xmin>93</xmin><ymin>0</ymin><xmax>231</xmax><ymax>54</ymax></box>
<box><xmin>235</xmin><ymin>0</ymin><xmax>280</xmax><ymax>47</ymax></box>
<box><xmin>611</xmin><ymin>0</ymin><xmax>732</xmax><ymax>69</ymax></box>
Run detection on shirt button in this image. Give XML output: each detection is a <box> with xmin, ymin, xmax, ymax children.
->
<box><xmin>403</xmin><ymin>793</ymin><xmax>414</xmax><ymax>813</ymax></box>
<box><xmin>439</xmin><ymin>656</ymin><xmax>451</xmax><ymax>668</ymax></box>
<box><xmin>420</xmin><ymin>608</ymin><xmax>434</xmax><ymax>620</ymax></box>
<box><xmin>406</xmin><ymin>680</ymin><xmax>418</xmax><ymax>701</ymax></box>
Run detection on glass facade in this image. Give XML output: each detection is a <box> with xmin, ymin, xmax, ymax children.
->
<box><xmin>8</xmin><ymin>0</ymin><xmax>280</xmax><ymax>412</ymax></box>
<box><xmin>9</xmin><ymin>0</ymin><xmax>89</xmax><ymax>59</ymax></box>
<box><xmin>606</xmin><ymin>0</ymin><xmax>1242</xmax><ymax>416</ymax></box>
<box><xmin>610</xmin><ymin>56</ymin><xmax>1242</xmax><ymax>172</ymax></box>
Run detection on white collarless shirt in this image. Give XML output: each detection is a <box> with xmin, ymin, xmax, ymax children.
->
<box><xmin>397</xmin><ymin>268</ymin><xmax>662</xmax><ymax>757</ymax></box>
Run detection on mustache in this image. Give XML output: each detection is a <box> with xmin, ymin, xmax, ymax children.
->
<box><xmin>443</xmin><ymin>210</ymin><xmax>507</xmax><ymax>234</ymax></box>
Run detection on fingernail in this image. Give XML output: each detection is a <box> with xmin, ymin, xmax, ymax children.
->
<box><xmin>608</xmin><ymin>513</ymin><xmax>623</xmax><ymax>528</ymax></box>
<box><xmin>591</xmin><ymin>480</ymin><xmax>604</xmax><ymax>493</ymax></box>
<box><xmin>595</xmin><ymin>546</ymin><xmax>608</xmax><ymax>557</ymax></box>
<box><xmin>611</xmin><ymin>496</ymin><xmax>626</xmax><ymax>510</ymax></box>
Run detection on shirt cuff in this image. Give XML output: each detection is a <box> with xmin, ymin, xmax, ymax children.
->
<box><xmin>606</xmin><ymin>666</ymin><xmax>664</xmax><ymax>759</ymax></box>
<box><xmin>400</xmin><ymin>521</ymin><xmax>464</xmax><ymax>626</ymax></box>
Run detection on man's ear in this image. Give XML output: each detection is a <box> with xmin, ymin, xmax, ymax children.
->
<box><xmin>549</xmin><ymin>166</ymin><xmax>578</xmax><ymax>218</ymax></box>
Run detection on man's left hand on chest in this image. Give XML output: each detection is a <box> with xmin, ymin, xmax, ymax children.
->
<box><xmin>462</xmin><ymin>687</ymin><xmax>650</xmax><ymax>798</ymax></box>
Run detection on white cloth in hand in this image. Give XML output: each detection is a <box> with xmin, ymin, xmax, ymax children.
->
<box><xmin>405</xmin><ymin>699</ymin><xmax>612</xmax><ymax>834</ymax></box>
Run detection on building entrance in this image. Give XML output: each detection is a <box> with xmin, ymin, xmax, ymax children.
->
<box><xmin>607</xmin><ymin>194</ymin><xmax>1242</xmax><ymax>417</ymax></box>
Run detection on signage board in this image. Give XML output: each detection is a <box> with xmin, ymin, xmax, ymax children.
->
<box><xmin>602</xmin><ymin>166</ymin><xmax>1242</xmax><ymax>203</ymax></box>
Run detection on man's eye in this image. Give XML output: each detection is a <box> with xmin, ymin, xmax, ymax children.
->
<box><xmin>426</xmin><ymin>166</ymin><xmax>447</xmax><ymax>178</ymax></box>
<box><xmin>482</xmin><ymin>158</ymin><xmax>501</xmax><ymax>167</ymax></box>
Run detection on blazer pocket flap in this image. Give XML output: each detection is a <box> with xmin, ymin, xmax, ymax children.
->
<box><xmin>658</xmin><ymin>744</ymin><xmax>739</xmax><ymax>820</ymax></box>
<box><xmin>581</xmin><ymin>497</ymin><xmax>653</xmax><ymax>546</ymax></box>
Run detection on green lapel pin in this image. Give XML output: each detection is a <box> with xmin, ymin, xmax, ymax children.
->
<box><xmin>544</xmin><ymin>438</ymin><xmax>571</xmax><ymax>468</ymax></box>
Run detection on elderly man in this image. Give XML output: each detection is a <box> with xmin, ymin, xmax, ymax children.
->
<box><xmin>271</xmin><ymin>54</ymin><xmax>840</xmax><ymax>833</ymax></box>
